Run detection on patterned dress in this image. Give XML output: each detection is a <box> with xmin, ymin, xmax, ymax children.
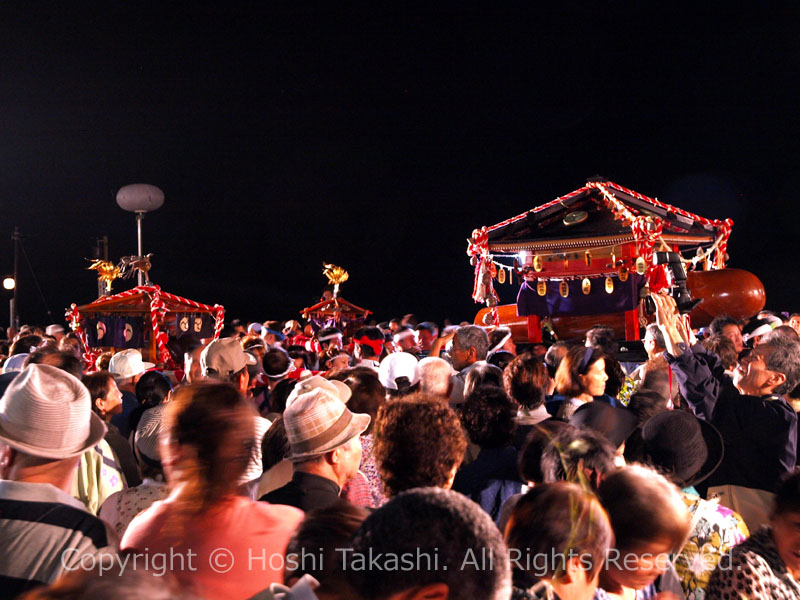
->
<box><xmin>707</xmin><ymin>526</ymin><xmax>800</xmax><ymax>599</ymax></box>
<box><xmin>673</xmin><ymin>493</ymin><xmax>749</xmax><ymax>600</ymax></box>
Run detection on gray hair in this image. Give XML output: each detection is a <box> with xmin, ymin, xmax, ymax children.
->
<box><xmin>418</xmin><ymin>357</ymin><xmax>453</xmax><ymax>398</ymax></box>
<box><xmin>644</xmin><ymin>324</ymin><xmax>665</xmax><ymax>349</ymax></box>
<box><xmin>453</xmin><ymin>325</ymin><xmax>489</xmax><ymax>361</ymax></box>
<box><xmin>761</xmin><ymin>335</ymin><xmax>800</xmax><ymax>396</ymax></box>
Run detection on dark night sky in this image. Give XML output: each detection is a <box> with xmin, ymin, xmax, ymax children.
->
<box><xmin>2</xmin><ymin>5</ymin><xmax>799</xmax><ymax>329</ymax></box>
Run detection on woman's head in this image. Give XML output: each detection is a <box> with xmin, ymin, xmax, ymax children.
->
<box><xmin>503</xmin><ymin>352</ymin><xmax>548</xmax><ymax>410</ymax></box>
<box><xmin>343</xmin><ymin>367</ymin><xmax>385</xmax><ymax>436</ymax></box>
<box><xmin>373</xmin><ymin>396</ymin><xmax>467</xmax><ymax>497</ymax></box>
<box><xmin>135</xmin><ymin>370</ymin><xmax>173</xmax><ymax>409</ymax></box>
<box><xmin>555</xmin><ymin>346</ymin><xmax>607</xmax><ymax>399</ymax></box>
<box><xmin>162</xmin><ymin>382</ymin><xmax>256</xmax><ymax>512</ymax></box>
<box><xmin>460</xmin><ymin>385</ymin><xmax>517</xmax><ymax>449</ymax></box>
<box><xmin>464</xmin><ymin>363</ymin><xmax>504</xmax><ymax>399</ymax></box>
<box><xmin>82</xmin><ymin>371</ymin><xmax>122</xmax><ymax>421</ymax></box>
<box><xmin>597</xmin><ymin>465</ymin><xmax>691</xmax><ymax>590</ymax></box>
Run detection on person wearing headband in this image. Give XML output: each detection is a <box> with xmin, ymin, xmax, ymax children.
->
<box><xmin>487</xmin><ymin>327</ymin><xmax>516</xmax><ymax>358</ymax></box>
<box><xmin>552</xmin><ymin>345</ymin><xmax>608</xmax><ymax>420</ymax></box>
<box><xmin>353</xmin><ymin>326</ymin><xmax>385</xmax><ymax>369</ymax></box>
<box><xmin>392</xmin><ymin>325</ymin><xmax>420</xmax><ymax>356</ymax></box>
<box><xmin>316</xmin><ymin>327</ymin><xmax>343</xmax><ymax>351</ymax></box>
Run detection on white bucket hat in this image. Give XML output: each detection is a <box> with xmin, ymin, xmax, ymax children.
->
<box><xmin>109</xmin><ymin>349</ymin><xmax>155</xmax><ymax>380</ymax></box>
<box><xmin>0</xmin><ymin>364</ymin><xmax>107</xmax><ymax>459</ymax></box>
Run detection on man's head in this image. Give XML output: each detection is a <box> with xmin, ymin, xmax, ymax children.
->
<box><xmin>506</xmin><ymin>483</ymin><xmax>612</xmax><ymax>599</ymax></box>
<box><xmin>0</xmin><ymin>364</ymin><xmax>106</xmax><ymax>488</ymax></box>
<box><xmin>200</xmin><ymin>338</ymin><xmax>255</xmax><ymax>395</ymax></box>
<box><xmin>418</xmin><ymin>357</ymin><xmax>454</xmax><ymax>400</ymax></box>
<box><xmin>451</xmin><ymin>325</ymin><xmax>489</xmax><ymax>371</ymax></box>
<box><xmin>183</xmin><ymin>342</ymin><xmax>205</xmax><ymax>384</ymax></box>
<box><xmin>733</xmin><ymin>334</ymin><xmax>800</xmax><ymax>397</ymax></box>
<box><xmin>353</xmin><ymin>326</ymin><xmax>385</xmax><ymax>360</ymax></box>
<box><xmin>414</xmin><ymin>322</ymin><xmax>438</xmax><ymax>352</ymax></box>
<box><xmin>789</xmin><ymin>314</ymin><xmax>800</xmax><ymax>336</ymax></box>
<box><xmin>283</xmin><ymin>387</ymin><xmax>370</xmax><ymax>488</ymax></box>
<box><xmin>392</xmin><ymin>326</ymin><xmax>417</xmax><ymax>352</ymax></box>
<box><xmin>348</xmin><ymin>487</ymin><xmax>511</xmax><ymax>600</ymax></box>
<box><xmin>642</xmin><ymin>323</ymin><xmax>666</xmax><ymax>359</ymax></box>
<box><xmin>261</xmin><ymin>321</ymin><xmax>286</xmax><ymax>347</ymax></box>
<box><xmin>709</xmin><ymin>314</ymin><xmax>743</xmax><ymax>354</ymax></box>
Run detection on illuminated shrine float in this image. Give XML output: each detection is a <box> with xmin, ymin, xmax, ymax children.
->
<box><xmin>468</xmin><ymin>177</ymin><xmax>766</xmax><ymax>342</ymax></box>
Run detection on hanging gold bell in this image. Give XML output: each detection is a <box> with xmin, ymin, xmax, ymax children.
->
<box><xmin>537</xmin><ymin>280</ymin><xmax>547</xmax><ymax>296</ymax></box>
<box><xmin>533</xmin><ymin>255</ymin><xmax>543</xmax><ymax>272</ymax></box>
<box><xmin>497</xmin><ymin>268</ymin><xmax>506</xmax><ymax>284</ymax></box>
<box><xmin>635</xmin><ymin>256</ymin><xmax>647</xmax><ymax>275</ymax></box>
<box><xmin>559</xmin><ymin>281</ymin><xmax>569</xmax><ymax>297</ymax></box>
<box><xmin>618</xmin><ymin>265</ymin><xmax>629</xmax><ymax>282</ymax></box>
<box><xmin>605</xmin><ymin>277</ymin><xmax>614</xmax><ymax>294</ymax></box>
<box><xmin>582</xmin><ymin>278</ymin><xmax>591</xmax><ymax>295</ymax></box>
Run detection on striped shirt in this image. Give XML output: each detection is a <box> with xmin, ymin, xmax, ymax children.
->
<box><xmin>0</xmin><ymin>480</ymin><xmax>118</xmax><ymax>599</ymax></box>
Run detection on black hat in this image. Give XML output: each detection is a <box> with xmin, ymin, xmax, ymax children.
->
<box><xmin>570</xmin><ymin>402</ymin><xmax>637</xmax><ymax>449</ymax></box>
<box><xmin>637</xmin><ymin>410</ymin><xmax>724</xmax><ymax>488</ymax></box>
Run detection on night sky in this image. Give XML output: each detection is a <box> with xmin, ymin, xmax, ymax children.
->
<box><xmin>2</xmin><ymin>6</ymin><xmax>799</xmax><ymax>330</ymax></box>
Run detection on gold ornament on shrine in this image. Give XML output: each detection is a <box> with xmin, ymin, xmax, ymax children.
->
<box><xmin>584</xmin><ymin>251</ymin><xmax>591</xmax><ymax>267</ymax></box>
<box><xmin>497</xmin><ymin>268</ymin><xmax>506</xmax><ymax>284</ymax></box>
<box><xmin>537</xmin><ymin>280</ymin><xmax>547</xmax><ymax>296</ymax></box>
<box><xmin>322</xmin><ymin>263</ymin><xmax>349</xmax><ymax>297</ymax></box>
<box><xmin>635</xmin><ymin>256</ymin><xmax>647</xmax><ymax>275</ymax></box>
<box><xmin>605</xmin><ymin>277</ymin><xmax>614</xmax><ymax>294</ymax></box>
<box><xmin>563</xmin><ymin>254</ymin><xmax>569</xmax><ymax>269</ymax></box>
<box><xmin>618</xmin><ymin>265</ymin><xmax>629</xmax><ymax>282</ymax></box>
<box><xmin>559</xmin><ymin>281</ymin><xmax>569</xmax><ymax>297</ymax></box>
<box><xmin>582</xmin><ymin>278</ymin><xmax>591</xmax><ymax>295</ymax></box>
<box><xmin>87</xmin><ymin>259</ymin><xmax>121</xmax><ymax>294</ymax></box>
<box><xmin>533</xmin><ymin>255</ymin><xmax>543</xmax><ymax>272</ymax></box>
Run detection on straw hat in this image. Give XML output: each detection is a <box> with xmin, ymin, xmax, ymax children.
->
<box><xmin>285</xmin><ymin>375</ymin><xmax>351</xmax><ymax>407</ymax></box>
<box><xmin>284</xmin><ymin>388</ymin><xmax>370</xmax><ymax>460</ymax></box>
<box><xmin>0</xmin><ymin>364</ymin><xmax>106</xmax><ymax>459</ymax></box>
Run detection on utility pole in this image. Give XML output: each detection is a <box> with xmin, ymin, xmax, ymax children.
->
<box><xmin>11</xmin><ymin>227</ymin><xmax>19</xmax><ymax>330</ymax></box>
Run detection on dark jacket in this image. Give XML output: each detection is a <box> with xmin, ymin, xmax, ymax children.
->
<box><xmin>665</xmin><ymin>343</ymin><xmax>797</xmax><ymax>493</ymax></box>
<box><xmin>453</xmin><ymin>446</ymin><xmax>522</xmax><ymax>524</ymax></box>
<box><xmin>259</xmin><ymin>471</ymin><xmax>342</xmax><ymax>511</ymax></box>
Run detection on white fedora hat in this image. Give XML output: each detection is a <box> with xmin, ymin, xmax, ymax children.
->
<box><xmin>0</xmin><ymin>364</ymin><xmax>107</xmax><ymax>459</ymax></box>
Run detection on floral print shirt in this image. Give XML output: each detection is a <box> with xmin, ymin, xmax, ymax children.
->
<box><xmin>673</xmin><ymin>492</ymin><xmax>749</xmax><ymax>600</ymax></box>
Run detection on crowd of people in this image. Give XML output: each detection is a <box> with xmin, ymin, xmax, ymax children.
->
<box><xmin>3</xmin><ymin>298</ymin><xmax>800</xmax><ymax>599</ymax></box>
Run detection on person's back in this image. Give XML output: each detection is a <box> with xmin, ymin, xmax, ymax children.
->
<box><xmin>0</xmin><ymin>364</ymin><xmax>117</xmax><ymax>598</ymax></box>
<box><xmin>121</xmin><ymin>382</ymin><xmax>303</xmax><ymax>600</ymax></box>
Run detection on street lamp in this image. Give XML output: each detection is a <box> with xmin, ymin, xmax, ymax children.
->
<box><xmin>116</xmin><ymin>184</ymin><xmax>165</xmax><ymax>285</ymax></box>
<box><xmin>3</xmin><ymin>276</ymin><xmax>14</xmax><ymax>332</ymax></box>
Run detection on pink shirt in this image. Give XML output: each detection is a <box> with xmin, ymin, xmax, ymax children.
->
<box><xmin>122</xmin><ymin>494</ymin><xmax>303</xmax><ymax>600</ymax></box>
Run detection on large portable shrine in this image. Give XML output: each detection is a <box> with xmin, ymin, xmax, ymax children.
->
<box><xmin>467</xmin><ymin>177</ymin><xmax>754</xmax><ymax>342</ymax></box>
